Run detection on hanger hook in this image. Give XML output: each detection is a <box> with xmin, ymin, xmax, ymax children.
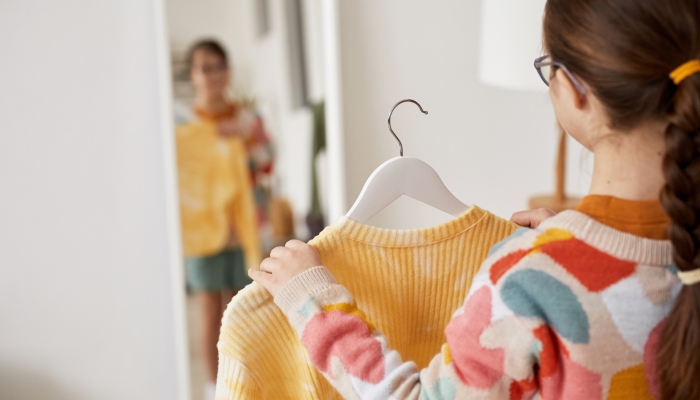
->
<box><xmin>388</xmin><ymin>99</ymin><xmax>428</xmax><ymax>157</ymax></box>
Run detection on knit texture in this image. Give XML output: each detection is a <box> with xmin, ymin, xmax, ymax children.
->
<box><xmin>575</xmin><ymin>195</ymin><xmax>669</xmax><ymax>240</ymax></box>
<box><xmin>176</xmin><ymin>119</ymin><xmax>260</xmax><ymax>270</ymax></box>
<box><xmin>274</xmin><ymin>210</ymin><xmax>681</xmax><ymax>399</ymax></box>
<box><xmin>216</xmin><ymin>206</ymin><xmax>517</xmax><ymax>399</ymax></box>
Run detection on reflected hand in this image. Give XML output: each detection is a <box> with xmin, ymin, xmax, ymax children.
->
<box><xmin>510</xmin><ymin>208</ymin><xmax>556</xmax><ymax>229</ymax></box>
<box><xmin>217</xmin><ymin>117</ymin><xmax>245</xmax><ymax>138</ymax></box>
<box><xmin>249</xmin><ymin>240</ymin><xmax>322</xmax><ymax>297</ymax></box>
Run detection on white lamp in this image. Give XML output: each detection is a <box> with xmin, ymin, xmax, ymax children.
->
<box><xmin>479</xmin><ymin>0</ymin><xmax>580</xmax><ymax>212</ymax></box>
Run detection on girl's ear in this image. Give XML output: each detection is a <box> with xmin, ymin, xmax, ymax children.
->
<box><xmin>554</xmin><ymin>68</ymin><xmax>588</xmax><ymax>110</ymax></box>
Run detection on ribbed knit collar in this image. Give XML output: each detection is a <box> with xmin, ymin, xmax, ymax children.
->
<box><xmin>329</xmin><ymin>205</ymin><xmax>491</xmax><ymax>248</ymax></box>
<box><xmin>542</xmin><ymin>210</ymin><xmax>673</xmax><ymax>266</ymax></box>
<box><xmin>193</xmin><ymin>102</ymin><xmax>238</xmax><ymax>122</ymax></box>
<box><xmin>575</xmin><ymin>195</ymin><xmax>668</xmax><ymax>240</ymax></box>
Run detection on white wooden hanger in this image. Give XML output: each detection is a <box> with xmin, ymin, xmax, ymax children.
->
<box><xmin>345</xmin><ymin>99</ymin><xmax>470</xmax><ymax>223</ymax></box>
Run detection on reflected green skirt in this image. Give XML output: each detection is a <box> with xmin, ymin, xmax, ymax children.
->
<box><xmin>185</xmin><ymin>248</ymin><xmax>252</xmax><ymax>292</ymax></box>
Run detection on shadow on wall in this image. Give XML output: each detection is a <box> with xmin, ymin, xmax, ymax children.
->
<box><xmin>0</xmin><ymin>364</ymin><xmax>91</xmax><ymax>400</ymax></box>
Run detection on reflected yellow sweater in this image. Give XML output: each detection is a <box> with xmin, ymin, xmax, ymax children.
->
<box><xmin>176</xmin><ymin>119</ymin><xmax>260</xmax><ymax>271</ymax></box>
<box><xmin>215</xmin><ymin>206</ymin><xmax>517</xmax><ymax>399</ymax></box>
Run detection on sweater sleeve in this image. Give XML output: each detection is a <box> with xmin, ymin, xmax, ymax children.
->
<box><xmin>274</xmin><ymin>266</ymin><xmax>540</xmax><ymax>399</ymax></box>
<box><xmin>216</xmin><ymin>352</ymin><xmax>263</xmax><ymax>399</ymax></box>
<box><xmin>226</xmin><ymin>138</ymin><xmax>261</xmax><ymax>272</ymax></box>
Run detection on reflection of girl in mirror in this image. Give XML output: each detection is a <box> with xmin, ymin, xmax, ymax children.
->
<box><xmin>187</xmin><ymin>41</ymin><xmax>275</xmax><ymax>230</ymax></box>
<box><xmin>175</xmin><ymin>39</ymin><xmax>269</xmax><ymax>400</ymax></box>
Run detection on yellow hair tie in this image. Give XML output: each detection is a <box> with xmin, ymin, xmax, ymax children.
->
<box><xmin>678</xmin><ymin>268</ymin><xmax>700</xmax><ymax>286</ymax></box>
<box><xmin>670</xmin><ymin>60</ymin><xmax>700</xmax><ymax>85</ymax></box>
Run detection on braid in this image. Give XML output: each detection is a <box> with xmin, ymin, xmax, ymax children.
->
<box><xmin>658</xmin><ymin>75</ymin><xmax>700</xmax><ymax>400</ymax></box>
<box><xmin>661</xmin><ymin>123</ymin><xmax>700</xmax><ymax>269</ymax></box>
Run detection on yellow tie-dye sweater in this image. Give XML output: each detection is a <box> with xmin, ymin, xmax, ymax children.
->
<box><xmin>176</xmin><ymin>119</ymin><xmax>260</xmax><ymax>271</ymax></box>
<box><xmin>215</xmin><ymin>206</ymin><xmax>517</xmax><ymax>399</ymax></box>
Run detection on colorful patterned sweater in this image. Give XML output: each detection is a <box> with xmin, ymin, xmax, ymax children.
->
<box><xmin>193</xmin><ymin>104</ymin><xmax>275</xmax><ymax>189</ymax></box>
<box><xmin>274</xmin><ymin>210</ymin><xmax>680</xmax><ymax>399</ymax></box>
<box><xmin>215</xmin><ymin>206</ymin><xmax>516</xmax><ymax>399</ymax></box>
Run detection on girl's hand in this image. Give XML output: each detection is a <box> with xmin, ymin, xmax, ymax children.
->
<box><xmin>510</xmin><ymin>208</ymin><xmax>556</xmax><ymax>228</ymax></box>
<box><xmin>217</xmin><ymin>116</ymin><xmax>247</xmax><ymax>139</ymax></box>
<box><xmin>249</xmin><ymin>240</ymin><xmax>322</xmax><ymax>297</ymax></box>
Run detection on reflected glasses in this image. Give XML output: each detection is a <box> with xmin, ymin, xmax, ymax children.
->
<box><xmin>534</xmin><ymin>55</ymin><xmax>588</xmax><ymax>94</ymax></box>
<box><xmin>194</xmin><ymin>64</ymin><xmax>228</xmax><ymax>75</ymax></box>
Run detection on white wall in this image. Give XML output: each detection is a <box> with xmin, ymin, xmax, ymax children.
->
<box><xmin>338</xmin><ymin>0</ymin><xmax>591</xmax><ymax>230</ymax></box>
<box><xmin>0</xmin><ymin>1</ymin><xmax>183</xmax><ymax>399</ymax></box>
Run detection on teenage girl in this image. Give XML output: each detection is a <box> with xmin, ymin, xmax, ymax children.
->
<box><xmin>176</xmin><ymin>40</ymin><xmax>261</xmax><ymax>400</ymax></box>
<box><xmin>250</xmin><ymin>0</ymin><xmax>700</xmax><ymax>398</ymax></box>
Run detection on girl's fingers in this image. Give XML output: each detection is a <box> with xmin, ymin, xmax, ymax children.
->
<box><xmin>248</xmin><ymin>268</ymin><xmax>267</xmax><ymax>283</ymax></box>
<box><xmin>269</xmin><ymin>246</ymin><xmax>290</xmax><ymax>259</ymax></box>
<box><xmin>249</xmin><ymin>267</ymin><xmax>283</xmax><ymax>296</ymax></box>
<box><xmin>510</xmin><ymin>208</ymin><xmax>556</xmax><ymax>228</ymax></box>
<box><xmin>260</xmin><ymin>257</ymin><xmax>280</xmax><ymax>273</ymax></box>
<box><xmin>285</xmin><ymin>239</ymin><xmax>306</xmax><ymax>249</ymax></box>
<box><xmin>510</xmin><ymin>211</ymin><xmax>533</xmax><ymax>227</ymax></box>
<box><xmin>249</xmin><ymin>268</ymin><xmax>277</xmax><ymax>294</ymax></box>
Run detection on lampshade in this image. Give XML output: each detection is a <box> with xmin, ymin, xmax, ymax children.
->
<box><xmin>479</xmin><ymin>0</ymin><xmax>548</xmax><ymax>91</ymax></box>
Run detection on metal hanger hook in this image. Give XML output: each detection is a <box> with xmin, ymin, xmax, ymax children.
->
<box><xmin>387</xmin><ymin>99</ymin><xmax>428</xmax><ymax>157</ymax></box>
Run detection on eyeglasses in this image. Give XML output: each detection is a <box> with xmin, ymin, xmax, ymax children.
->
<box><xmin>534</xmin><ymin>55</ymin><xmax>588</xmax><ymax>94</ymax></box>
<box><xmin>194</xmin><ymin>64</ymin><xmax>228</xmax><ymax>75</ymax></box>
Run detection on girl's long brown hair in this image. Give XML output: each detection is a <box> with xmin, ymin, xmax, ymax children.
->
<box><xmin>543</xmin><ymin>0</ymin><xmax>700</xmax><ymax>398</ymax></box>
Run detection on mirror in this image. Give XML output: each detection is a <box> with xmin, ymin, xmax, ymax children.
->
<box><xmin>164</xmin><ymin>1</ymin><xmax>330</xmax><ymax>398</ymax></box>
